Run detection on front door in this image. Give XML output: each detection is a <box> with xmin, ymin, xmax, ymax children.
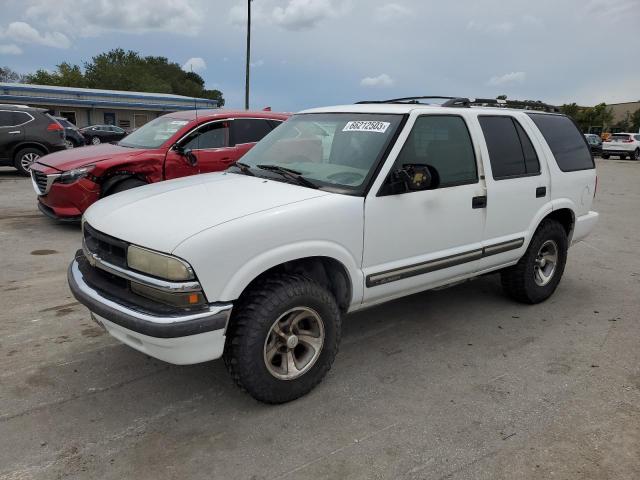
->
<box><xmin>165</xmin><ymin>120</ymin><xmax>236</xmax><ymax>179</ymax></box>
<box><xmin>362</xmin><ymin>113</ymin><xmax>487</xmax><ymax>305</ymax></box>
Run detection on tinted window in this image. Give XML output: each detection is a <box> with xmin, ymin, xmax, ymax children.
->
<box><xmin>527</xmin><ymin>113</ymin><xmax>594</xmax><ymax>171</ymax></box>
<box><xmin>0</xmin><ymin>111</ymin><xmax>14</xmax><ymax>127</ymax></box>
<box><xmin>394</xmin><ymin>115</ymin><xmax>477</xmax><ymax>188</ymax></box>
<box><xmin>514</xmin><ymin>120</ymin><xmax>540</xmax><ymax>174</ymax></box>
<box><xmin>479</xmin><ymin>116</ymin><xmax>530</xmax><ymax>179</ymax></box>
<box><xmin>182</xmin><ymin>121</ymin><xmax>228</xmax><ymax>150</ymax></box>
<box><xmin>12</xmin><ymin>112</ymin><xmax>32</xmax><ymax>126</ymax></box>
<box><xmin>231</xmin><ymin>119</ymin><xmax>273</xmax><ymax>145</ymax></box>
<box><xmin>635</xmin><ymin>135</ymin><xmax>640</xmax><ymax>141</ymax></box>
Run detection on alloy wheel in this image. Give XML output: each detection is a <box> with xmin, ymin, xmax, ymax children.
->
<box><xmin>263</xmin><ymin>307</ymin><xmax>325</xmax><ymax>380</ymax></box>
<box><xmin>20</xmin><ymin>152</ymin><xmax>40</xmax><ymax>171</ymax></box>
<box><xmin>533</xmin><ymin>239</ymin><xmax>558</xmax><ymax>287</ymax></box>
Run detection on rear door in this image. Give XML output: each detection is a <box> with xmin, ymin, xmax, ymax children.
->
<box><xmin>229</xmin><ymin>118</ymin><xmax>276</xmax><ymax>158</ymax></box>
<box><xmin>475</xmin><ymin>114</ymin><xmax>550</xmax><ymax>270</ymax></box>
<box><xmin>0</xmin><ymin>110</ymin><xmax>24</xmax><ymax>160</ymax></box>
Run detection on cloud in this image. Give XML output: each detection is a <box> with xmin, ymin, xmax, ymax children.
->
<box><xmin>182</xmin><ymin>57</ymin><xmax>206</xmax><ymax>73</ymax></box>
<box><xmin>273</xmin><ymin>0</ymin><xmax>346</xmax><ymax>30</ymax></box>
<box><xmin>374</xmin><ymin>3</ymin><xmax>412</xmax><ymax>22</ymax></box>
<box><xmin>250</xmin><ymin>59</ymin><xmax>265</xmax><ymax>67</ymax></box>
<box><xmin>229</xmin><ymin>0</ymin><xmax>348</xmax><ymax>31</ymax></box>
<box><xmin>467</xmin><ymin>20</ymin><xmax>514</xmax><ymax>34</ymax></box>
<box><xmin>0</xmin><ymin>44</ymin><xmax>22</xmax><ymax>55</ymax></box>
<box><xmin>487</xmin><ymin>71</ymin><xmax>526</xmax><ymax>86</ymax></box>
<box><xmin>24</xmin><ymin>0</ymin><xmax>202</xmax><ymax>37</ymax></box>
<box><xmin>0</xmin><ymin>21</ymin><xmax>70</xmax><ymax>48</ymax></box>
<box><xmin>360</xmin><ymin>73</ymin><xmax>394</xmax><ymax>87</ymax></box>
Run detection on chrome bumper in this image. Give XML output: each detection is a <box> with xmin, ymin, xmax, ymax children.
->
<box><xmin>68</xmin><ymin>258</ymin><xmax>232</xmax><ymax>338</ymax></box>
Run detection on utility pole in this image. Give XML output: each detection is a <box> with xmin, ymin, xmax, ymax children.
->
<box><xmin>245</xmin><ymin>0</ymin><xmax>252</xmax><ymax>110</ymax></box>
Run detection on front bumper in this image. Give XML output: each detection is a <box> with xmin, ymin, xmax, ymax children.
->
<box><xmin>68</xmin><ymin>257</ymin><xmax>233</xmax><ymax>364</ymax></box>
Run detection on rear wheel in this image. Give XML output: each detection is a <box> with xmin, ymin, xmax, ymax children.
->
<box><xmin>601</xmin><ymin>154</ymin><xmax>609</xmax><ymax>159</ymax></box>
<box><xmin>501</xmin><ymin>219</ymin><xmax>568</xmax><ymax>304</ymax></box>
<box><xmin>620</xmin><ymin>154</ymin><xmax>627</xmax><ymax>160</ymax></box>
<box><xmin>632</xmin><ymin>148</ymin><xmax>640</xmax><ymax>161</ymax></box>
<box><xmin>224</xmin><ymin>274</ymin><xmax>341</xmax><ymax>404</ymax></box>
<box><xmin>64</xmin><ymin>139</ymin><xmax>75</xmax><ymax>149</ymax></box>
<box><xmin>14</xmin><ymin>147</ymin><xmax>44</xmax><ymax>175</ymax></box>
<box><xmin>90</xmin><ymin>136</ymin><xmax>101</xmax><ymax>145</ymax></box>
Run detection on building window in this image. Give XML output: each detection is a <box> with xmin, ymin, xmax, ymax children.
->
<box><xmin>134</xmin><ymin>114</ymin><xmax>148</xmax><ymax>128</ymax></box>
<box><xmin>60</xmin><ymin>111</ymin><xmax>77</xmax><ymax>126</ymax></box>
<box><xmin>104</xmin><ymin>112</ymin><xmax>116</xmax><ymax>125</ymax></box>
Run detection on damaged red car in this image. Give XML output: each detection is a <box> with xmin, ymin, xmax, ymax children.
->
<box><xmin>29</xmin><ymin>110</ymin><xmax>289</xmax><ymax>221</ymax></box>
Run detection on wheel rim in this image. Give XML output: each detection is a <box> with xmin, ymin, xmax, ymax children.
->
<box><xmin>534</xmin><ymin>239</ymin><xmax>558</xmax><ymax>287</ymax></box>
<box><xmin>20</xmin><ymin>152</ymin><xmax>40</xmax><ymax>171</ymax></box>
<box><xmin>64</xmin><ymin>139</ymin><xmax>74</xmax><ymax>149</ymax></box>
<box><xmin>263</xmin><ymin>307</ymin><xmax>325</xmax><ymax>380</ymax></box>
<box><xmin>91</xmin><ymin>137</ymin><xmax>101</xmax><ymax>145</ymax></box>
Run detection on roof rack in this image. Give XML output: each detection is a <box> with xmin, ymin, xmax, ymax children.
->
<box><xmin>356</xmin><ymin>96</ymin><xmax>559</xmax><ymax>112</ymax></box>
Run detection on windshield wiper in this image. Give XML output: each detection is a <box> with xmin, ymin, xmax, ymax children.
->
<box><xmin>256</xmin><ymin>164</ymin><xmax>318</xmax><ymax>189</ymax></box>
<box><xmin>229</xmin><ymin>161</ymin><xmax>255</xmax><ymax>176</ymax></box>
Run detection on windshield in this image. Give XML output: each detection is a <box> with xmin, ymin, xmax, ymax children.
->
<box><xmin>118</xmin><ymin>117</ymin><xmax>189</xmax><ymax>149</ymax></box>
<box><xmin>237</xmin><ymin>113</ymin><xmax>404</xmax><ymax>192</ymax></box>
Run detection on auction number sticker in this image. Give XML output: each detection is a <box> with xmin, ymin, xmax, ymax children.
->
<box><xmin>342</xmin><ymin>121</ymin><xmax>390</xmax><ymax>133</ymax></box>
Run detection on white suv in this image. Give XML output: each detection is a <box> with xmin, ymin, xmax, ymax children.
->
<box><xmin>68</xmin><ymin>97</ymin><xmax>599</xmax><ymax>403</ymax></box>
<box><xmin>602</xmin><ymin>132</ymin><xmax>640</xmax><ymax>160</ymax></box>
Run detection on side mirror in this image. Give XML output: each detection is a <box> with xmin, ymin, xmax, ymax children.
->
<box><xmin>400</xmin><ymin>164</ymin><xmax>433</xmax><ymax>191</ymax></box>
<box><xmin>175</xmin><ymin>145</ymin><xmax>198</xmax><ymax>166</ymax></box>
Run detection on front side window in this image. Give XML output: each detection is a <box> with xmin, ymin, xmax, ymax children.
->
<box><xmin>231</xmin><ymin>119</ymin><xmax>274</xmax><ymax>145</ymax></box>
<box><xmin>182</xmin><ymin>121</ymin><xmax>228</xmax><ymax>150</ymax></box>
<box><xmin>118</xmin><ymin>117</ymin><xmax>190</xmax><ymax>149</ymax></box>
<box><xmin>392</xmin><ymin>115</ymin><xmax>477</xmax><ymax>188</ymax></box>
<box><xmin>527</xmin><ymin>113</ymin><xmax>594</xmax><ymax>171</ymax></box>
<box><xmin>479</xmin><ymin>116</ymin><xmax>540</xmax><ymax>179</ymax></box>
<box><xmin>237</xmin><ymin>113</ymin><xmax>404</xmax><ymax>193</ymax></box>
<box><xmin>0</xmin><ymin>111</ymin><xmax>12</xmax><ymax>127</ymax></box>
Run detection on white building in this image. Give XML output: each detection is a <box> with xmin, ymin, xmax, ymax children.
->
<box><xmin>0</xmin><ymin>82</ymin><xmax>219</xmax><ymax>129</ymax></box>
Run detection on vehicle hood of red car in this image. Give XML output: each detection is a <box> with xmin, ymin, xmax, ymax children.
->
<box><xmin>36</xmin><ymin>144</ymin><xmax>149</xmax><ymax>172</ymax></box>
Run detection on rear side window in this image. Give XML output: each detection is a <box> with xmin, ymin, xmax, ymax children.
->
<box><xmin>12</xmin><ymin>112</ymin><xmax>32</xmax><ymax>126</ymax></box>
<box><xmin>393</xmin><ymin>115</ymin><xmax>477</xmax><ymax>188</ymax></box>
<box><xmin>479</xmin><ymin>116</ymin><xmax>540</xmax><ymax>179</ymax></box>
<box><xmin>0</xmin><ymin>111</ymin><xmax>13</xmax><ymax>127</ymax></box>
<box><xmin>527</xmin><ymin>113</ymin><xmax>594</xmax><ymax>171</ymax></box>
<box><xmin>231</xmin><ymin>119</ymin><xmax>273</xmax><ymax>145</ymax></box>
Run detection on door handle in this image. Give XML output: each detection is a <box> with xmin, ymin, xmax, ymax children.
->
<box><xmin>8</xmin><ymin>131</ymin><xmax>21</xmax><ymax>134</ymax></box>
<box><xmin>472</xmin><ymin>196</ymin><xmax>487</xmax><ymax>209</ymax></box>
<box><xmin>536</xmin><ymin>186</ymin><xmax>547</xmax><ymax>198</ymax></box>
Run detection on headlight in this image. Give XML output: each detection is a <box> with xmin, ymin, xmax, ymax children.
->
<box><xmin>127</xmin><ymin>245</ymin><xmax>194</xmax><ymax>281</ymax></box>
<box><xmin>59</xmin><ymin>164</ymin><xmax>95</xmax><ymax>184</ymax></box>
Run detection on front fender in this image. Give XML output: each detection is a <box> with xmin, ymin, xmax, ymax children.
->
<box><xmin>219</xmin><ymin>241</ymin><xmax>363</xmax><ymax>307</ymax></box>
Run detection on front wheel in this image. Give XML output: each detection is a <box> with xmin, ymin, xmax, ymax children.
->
<box><xmin>501</xmin><ymin>219</ymin><xmax>568</xmax><ymax>304</ymax></box>
<box><xmin>90</xmin><ymin>136</ymin><xmax>101</xmax><ymax>145</ymax></box>
<box><xmin>224</xmin><ymin>274</ymin><xmax>341</xmax><ymax>404</ymax></box>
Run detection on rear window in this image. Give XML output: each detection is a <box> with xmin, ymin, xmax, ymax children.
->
<box><xmin>478</xmin><ymin>116</ymin><xmax>540</xmax><ymax>179</ymax></box>
<box><xmin>609</xmin><ymin>134</ymin><xmax>631</xmax><ymax>141</ymax></box>
<box><xmin>527</xmin><ymin>113</ymin><xmax>594</xmax><ymax>172</ymax></box>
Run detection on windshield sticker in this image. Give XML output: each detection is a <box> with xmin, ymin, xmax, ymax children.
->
<box><xmin>169</xmin><ymin>120</ymin><xmax>188</xmax><ymax>126</ymax></box>
<box><xmin>342</xmin><ymin>121</ymin><xmax>390</xmax><ymax>133</ymax></box>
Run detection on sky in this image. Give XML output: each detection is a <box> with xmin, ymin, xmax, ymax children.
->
<box><xmin>0</xmin><ymin>0</ymin><xmax>639</xmax><ymax>111</ymax></box>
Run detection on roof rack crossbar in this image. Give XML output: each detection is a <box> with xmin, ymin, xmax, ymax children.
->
<box><xmin>355</xmin><ymin>96</ymin><xmax>558</xmax><ymax>112</ymax></box>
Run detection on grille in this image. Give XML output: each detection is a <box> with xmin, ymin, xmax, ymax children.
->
<box><xmin>83</xmin><ymin>223</ymin><xmax>129</xmax><ymax>268</ymax></box>
<box><xmin>32</xmin><ymin>170</ymin><xmax>48</xmax><ymax>194</ymax></box>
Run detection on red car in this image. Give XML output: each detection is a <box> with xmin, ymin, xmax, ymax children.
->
<box><xmin>29</xmin><ymin>110</ymin><xmax>289</xmax><ymax>221</ymax></box>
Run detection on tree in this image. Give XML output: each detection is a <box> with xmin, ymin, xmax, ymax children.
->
<box><xmin>0</xmin><ymin>66</ymin><xmax>26</xmax><ymax>83</ymax></box>
<box><xmin>559</xmin><ymin>103</ymin><xmax>580</xmax><ymax>120</ymax></box>
<box><xmin>631</xmin><ymin>109</ymin><xmax>640</xmax><ymax>133</ymax></box>
<box><xmin>23</xmin><ymin>49</ymin><xmax>224</xmax><ymax>105</ymax></box>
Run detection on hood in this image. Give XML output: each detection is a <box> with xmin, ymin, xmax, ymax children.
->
<box><xmin>36</xmin><ymin>143</ymin><xmax>146</xmax><ymax>171</ymax></box>
<box><xmin>83</xmin><ymin>172</ymin><xmax>331</xmax><ymax>253</ymax></box>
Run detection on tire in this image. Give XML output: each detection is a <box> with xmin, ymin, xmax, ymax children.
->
<box><xmin>501</xmin><ymin>219</ymin><xmax>568</xmax><ymax>304</ymax></box>
<box><xmin>14</xmin><ymin>147</ymin><xmax>45</xmax><ymax>175</ymax></box>
<box><xmin>64</xmin><ymin>139</ymin><xmax>75</xmax><ymax>149</ymax></box>
<box><xmin>620</xmin><ymin>154</ymin><xmax>627</xmax><ymax>160</ymax></box>
<box><xmin>90</xmin><ymin>136</ymin><xmax>101</xmax><ymax>145</ymax></box>
<box><xmin>632</xmin><ymin>148</ymin><xmax>640</xmax><ymax>161</ymax></box>
<box><xmin>224</xmin><ymin>273</ymin><xmax>341</xmax><ymax>404</ymax></box>
<box><xmin>601</xmin><ymin>154</ymin><xmax>609</xmax><ymax>159</ymax></box>
<box><xmin>106</xmin><ymin>178</ymin><xmax>147</xmax><ymax>196</ymax></box>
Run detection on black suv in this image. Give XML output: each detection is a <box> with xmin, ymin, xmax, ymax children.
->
<box><xmin>0</xmin><ymin>104</ymin><xmax>67</xmax><ymax>175</ymax></box>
